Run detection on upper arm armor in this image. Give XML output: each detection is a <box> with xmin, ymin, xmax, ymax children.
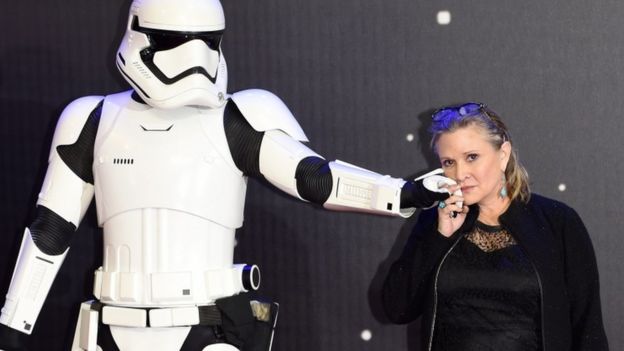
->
<box><xmin>223</xmin><ymin>100</ymin><xmax>264</xmax><ymax>177</ymax></box>
<box><xmin>229</xmin><ymin>89</ymin><xmax>308</xmax><ymax>141</ymax></box>
<box><xmin>48</xmin><ymin>96</ymin><xmax>104</xmax><ymax>164</ymax></box>
<box><xmin>56</xmin><ymin>99</ymin><xmax>103</xmax><ymax>184</ymax></box>
<box><xmin>37</xmin><ymin>96</ymin><xmax>103</xmax><ymax>225</ymax></box>
<box><xmin>225</xmin><ymin>89</ymin><xmax>316</xmax><ymax>195</ymax></box>
<box><xmin>224</xmin><ymin>99</ymin><xmax>329</xmax><ymax>200</ymax></box>
<box><xmin>229</xmin><ymin>89</ymin><xmax>411</xmax><ymax>216</ymax></box>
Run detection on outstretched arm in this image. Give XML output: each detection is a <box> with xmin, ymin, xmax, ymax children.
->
<box><xmin>223</xmin><ymin>90</ymin><xmax>448</xmax><ymax>216</ymax></box>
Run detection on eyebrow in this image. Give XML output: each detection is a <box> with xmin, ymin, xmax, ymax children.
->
<box><xmin>439</xmin><ymin>150</ymin><xmax>480</xmax><ymax>160</ymax></box>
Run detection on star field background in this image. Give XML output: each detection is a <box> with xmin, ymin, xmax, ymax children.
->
<box><xmin>0</xmin><ymin>0</ymin><xmax>622</xmax><ymax>350</ymax></box>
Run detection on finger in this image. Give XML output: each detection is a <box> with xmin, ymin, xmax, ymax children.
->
<box><xmin>444</xmin><ymin>195</ymin><xmax>464</xmax><ymax>206</ymax></box>
<box><xmin>437</xmin><ymin>201</ymin><xmax>450</xmax><ymax>212</ymax></box>
<box><xmin>437</xmin><ymin>181</ymin><xmax>450</xmax><ymax>189</ymax></box>
<box><xmin>453</xmin><ymin>204</ymin><xmax>469</xmax><ymax>213</ymax></box>
<box><xmin>437</xmin><ymin>182</ymin><xmax>460</xmax><ymax>194</ymax></box>
<box><xmin>437</xmin><ymin>203</ymin><xmax>452</xmax><ymax>216</ymax></box>
<box><xmin>446</xmin><ymin>203</ymin><xmax>463</xmax><ymax>214</ymax></box>
<box><xmin>445</xmin><ymin>204</ymin><xmax>468</xmax><ymax>218</ymax></box>
<box><xmin>449</xmin><ymin>206</ymin><xmax>469</xmax><ymax>219</ymax></box>
<box><xmin>438</xmin><ymin>204</ymin><xmax>462</xmax><ymax>219</ymax></box>
<box><xmin>437</xmin><ymin>199</ymin><xmax>463</xmax><ymax>217</ymax></box>
<box><xmin>447</xmin><ymin>184</ymin><xmax>461</xmax><ymax>194</ymax></box>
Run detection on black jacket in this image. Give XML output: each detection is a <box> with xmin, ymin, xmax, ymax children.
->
<box><xmin>382</xmin><ymin>194</ymin><xmax>608</xmax><ymax>351</ymax></box>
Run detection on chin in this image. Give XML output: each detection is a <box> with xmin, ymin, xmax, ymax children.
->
<box><xmin>463</xmin><ymin>199</ymin><xmax>477</xmax><ymax>206</ymax></box>
<box><xmin>461</xmin><ymin>194</ymin><xmax>481</xmax><ymax>206</ymax></box>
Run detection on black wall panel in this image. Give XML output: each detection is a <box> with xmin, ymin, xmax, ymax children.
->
<box><xmin>0</xmin><ymin>1</ymin><xmax>621</xmax><ymax>350</ymax></box>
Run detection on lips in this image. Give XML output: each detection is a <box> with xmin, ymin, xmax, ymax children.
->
<box><xmin>461</xmin><ymin>186</ymin><xmax>475</xmax><ymax>192</ymax></box>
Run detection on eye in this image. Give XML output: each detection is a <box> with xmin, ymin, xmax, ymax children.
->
<box><xmin>441</xmin><ymin>159</ymin><xmax>454</xmax><ymax>168</ymax></box>
<box><xmin>467</xmin><ymin>153</ymin><xmax>479</xmax><ymax>162</ymax></box>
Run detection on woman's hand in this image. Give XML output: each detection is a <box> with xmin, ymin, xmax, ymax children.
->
<box><xmin>437</xmin><ymin>184</ymin><xmax>469</xmax><ymax>237</ymax></box>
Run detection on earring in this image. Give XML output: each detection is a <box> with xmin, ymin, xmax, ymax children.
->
<box><xmin>499</xmin><ymin>173</ymin><xmax>508</xmax><ymax>198</ymax></box>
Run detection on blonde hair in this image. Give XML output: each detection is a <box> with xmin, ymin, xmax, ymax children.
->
<box><xmin>429</xmin><ymin>104</ymin><xmax>531</xmax><ymax>203</ymax></box>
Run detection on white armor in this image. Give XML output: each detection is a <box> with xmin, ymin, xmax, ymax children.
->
<box><xmin>0</xmin><ymin>229</ymin><xmax>68</xmax><ymax>334</ymax></box>
<box><xmin>0</xmin><ymin>96</ymin><xmax>100</xmax><ymax>334</ymax></box>
<box><xmin>0</xmin><ymin>87</ymin><xmax>415</xmax><ymax>350</ymax></box>
<box><xmin>93</xmin><ymin>91</ymin><xmax>253</xmax><ymax>307</ymax></box>
<box><xmin>0</xmin><ymin>0</ymin><xmax>446</xmax><ymax>349</ymax></box>
<box><xmin>117</xmin><ymin>0</ymin><xmax>228</xmax><ymax>109</ymax></box>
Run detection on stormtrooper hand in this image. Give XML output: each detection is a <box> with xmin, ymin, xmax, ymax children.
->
<box><xmin>400</xmin><ymin>177</ymin><xmax>450</xmax><ymax>209</ymax></box>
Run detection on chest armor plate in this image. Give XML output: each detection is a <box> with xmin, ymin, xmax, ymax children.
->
<box><xmin>93</xmin><ymin>93</ymin><xmax>247</xmax><ymax>228</ymax></box>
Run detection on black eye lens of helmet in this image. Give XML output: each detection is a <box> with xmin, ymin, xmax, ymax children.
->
<box><xmin>131</xmin><ymin>16</ymin><xmax>223</xmax><ymax>51</ymax></box>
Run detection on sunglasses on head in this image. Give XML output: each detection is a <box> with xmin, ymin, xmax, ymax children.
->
<box><xmin>431</xmin><ymin>102</ymin><xmax>485</xmax><ymax>122</ymax></box>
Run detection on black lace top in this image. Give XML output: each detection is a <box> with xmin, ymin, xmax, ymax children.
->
<box><xmin>432</xmin><ymin>221</ymin><xmax>542</xmax><ymax>351</ymax></box>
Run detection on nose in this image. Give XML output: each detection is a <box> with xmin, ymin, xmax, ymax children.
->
<box><xmin>455</xmin><ymin>162</ymin><xmax>469</xmax><ymax>184</ymax></box>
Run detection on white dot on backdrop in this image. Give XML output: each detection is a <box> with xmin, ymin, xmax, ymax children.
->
<box><xmin>406</xmin><ymin>133</ymin><xmax>414</xmax><ymax>142</ymax></box>
<box><xmin>360</xmin><ymin>329</ymin><xmax>372</xmax><ymax>341</ymax></box>
<box><xmin>558</xmin><ymin>183</ymin><xmax>567</xmax><ymax>192</ymax></box>
<box><xmin>437</xmin><ymin>11</ymin><xmax>451</xmax><ymax>25</ymax></box>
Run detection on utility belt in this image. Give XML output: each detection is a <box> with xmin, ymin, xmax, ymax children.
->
<box><xmin>98</xmin><ymin>304</ymin><xmax>222</xmax><ymax>328</ymax></box>
<box><xmin>93</xmin><ymin>264</ymin><xmax>261</xmax><ymax>304</ymax></box>
<box><xmin>80</xmin><ymin>294</ymin><xmax>278</xmax><ymax>351</ymax></box>
<box><xmin>96</xmin><ymin>300</ymin><xmax>273</xmax><ymax>329</ymax></box>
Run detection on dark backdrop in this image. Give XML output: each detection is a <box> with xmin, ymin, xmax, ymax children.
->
<box><xmin>1</xmin><ymin>1</ymin><xmax>622</xmax><ymax>350</ymax></box>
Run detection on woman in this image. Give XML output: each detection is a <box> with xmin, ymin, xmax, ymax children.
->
<box><xmin>382</xmin><ymin>103</ymin><xmax>608</xmax><ymax>351</ymax></box>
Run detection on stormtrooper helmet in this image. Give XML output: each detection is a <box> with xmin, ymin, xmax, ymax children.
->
<box><xmin>116</xmin><ymin>0</ymin><xmax>228</xmax><ymax>109</ymax></box>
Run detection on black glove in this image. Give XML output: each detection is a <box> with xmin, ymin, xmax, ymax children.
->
<box><xmin>0</xmin><ymin>324</ymin><xmax>30</xmax><ymax>351</ymax></box>
<box><xmin>400</xmin><ymin>179</ymin><xmax>450</xmax><ymax>209</ymax></box>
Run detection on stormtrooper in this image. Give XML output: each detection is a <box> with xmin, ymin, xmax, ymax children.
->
<box><xmin>0</xmin><ymin>0</ymin><xmax>452</xmax><ymax>350</ymax></box>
